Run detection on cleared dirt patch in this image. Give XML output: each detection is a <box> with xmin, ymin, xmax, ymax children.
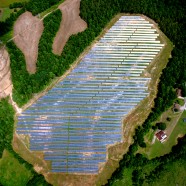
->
<box><xmin>52</xmin><ymin>0</ymin><xmax>87</xmax><ymax>55</ymax></box>
<box><xmin>0</xmin><ymin>47</ymin><xmax>12</xmax><ymax>98</ymax></box>
<box><xmin>13</xmin><ymin>11</ymin><xmax>44</xmax><ymax>74</ymax></box>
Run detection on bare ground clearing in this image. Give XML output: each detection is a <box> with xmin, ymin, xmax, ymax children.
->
<box><xmin>0</xmin><ymin>47</ymin><xmax>12</xmax><ymax>98</ymax></box>
<box><xmin>52</xmin><ymin>0</ymin><xmax>87</xmax><ymax>55</ymax></box>
<box><xmin>13</xmin><ymin>11</ymin><xmax>44</xmax><ymax>74</ymax></box>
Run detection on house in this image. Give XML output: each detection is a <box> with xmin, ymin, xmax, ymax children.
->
<box><xmin>155</xmin><ymin>130</ymin><xmax>167</xmax><ymax>143</ymax></box>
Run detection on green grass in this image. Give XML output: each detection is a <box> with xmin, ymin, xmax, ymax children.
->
<box><xmin>175</xmin><ymin>98</ymin><xmax>185</xmax><ymax>106</ymax></box>
<box><xmin>0</xmin><ymin>0</ymin><xmax>28</xmax><ymax>8</ymax></box>
<box><xmin>143</xmin><ymin>159</ymin><xmax>186</xmax><ymax>186</ymax></box>
<box><xmin>0</xmin><ymin>8</ymin><xmax>13</xmax><ymax>21</ymax></box>
<box><xmin>0</xmin><ymin>149</ymin><xmax>33</xmax><ymax>186</ymax></box>
<box><xmin>142</xmin><ymin>110</ymin><xmax>186</xmax><ymax>159</ymax></box>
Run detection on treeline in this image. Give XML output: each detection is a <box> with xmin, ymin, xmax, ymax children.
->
<box><xmin>0</xmin><ymin>98</ymin><xmax>14</xmax><ymax>157</ymax></box>
<box><xmin>9</xmin><ymin>2</ymin><xmax>27</xmax><ymax>9</ymax></box>
<box><xmin>0</xmin><ymin>98</ymin><xmax>51</xmax><ymax>185</ymax></box>
<box><xmin>107</xmin><ymin>135</ymin><xmax>186</xmax><ymax>185</ymax></box>
<box><xmin>0</xmin><ymin>0</ymin><xmax>61</xmax><ymax>36</ymax></box>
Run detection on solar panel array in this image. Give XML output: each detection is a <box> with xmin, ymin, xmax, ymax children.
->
<box><xmin>16</xmin><ymin>16</ymin><xmax>164</xmax><ymax>173</ymax></box>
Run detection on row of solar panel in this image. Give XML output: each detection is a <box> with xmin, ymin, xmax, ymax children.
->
<box><xmin>58</xmin><ymin>80</ymin><xmax>149</xmax><ymax>85</ymax></box>
<box><xmin>29</xmin><ymin>138</ymin><xmax>120</xmax><ymax>145</ymax></box>
<box><xmin>21</xmin><ymin>108</ymin><xmax>138</xmax><ymax>115</ymax></box>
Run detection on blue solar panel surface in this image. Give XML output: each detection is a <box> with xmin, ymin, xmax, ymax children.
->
<box><xmin>16</xmin><ymin>16</ymin><xmax>163</xmax><ymax>173</ymax></box>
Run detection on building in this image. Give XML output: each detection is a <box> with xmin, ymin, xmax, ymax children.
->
<box><xmin>155</xmin><ymin>130</ymin><xmax>167</xmax><ymax>143</ymax></box>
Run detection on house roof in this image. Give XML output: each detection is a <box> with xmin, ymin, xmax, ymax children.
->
<box><xmin>156</xmin><ymin>130</ymin><xmax>167</xmax><ymax>142</ymax></box>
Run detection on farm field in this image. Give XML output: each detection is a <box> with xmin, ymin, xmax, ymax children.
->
<box><xmin>0</xmin><ymin>0</ymin><xmax>27</xmax><ymax>8</ymax></box>
<box><xmin>16</xmin><ymin>15</ymin><xmax>164</xmax><ymax>174</ymax></box>
<box><xmin>0</xmin><ymin>8</ymin><xmax>13</xmax><ymax>21</ymax></box>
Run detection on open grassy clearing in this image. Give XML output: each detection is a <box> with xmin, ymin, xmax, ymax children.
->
<box><xmin>0</xmin><ymin>8</ymin><xmax>13</xmax><ymax>21</ymax></box>
<box><xmin>0</xmin><ymin>0</ymin><xmax>28</xmax><ymax>8</ymax></box>
<box><xmin>0</xmin><ymin>149</ymin><xmax>32</xmax><ymax>186</ymax></box>
<box><xmin>139</xmin><ymin>110</ymin><xmax>186</xmax><ymax>159</ymax></box>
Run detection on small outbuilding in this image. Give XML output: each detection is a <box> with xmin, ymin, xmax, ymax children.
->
<box><xmin>155</xmin><ymin>130</ymin><xmax>167</xmax><ymax>143</ymax></box>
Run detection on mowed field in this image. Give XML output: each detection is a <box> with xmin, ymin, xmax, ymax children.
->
<box><xmin>0</xmin><ymin>8</ymin><xmax>13</xmax><ymax>21</ymax></box>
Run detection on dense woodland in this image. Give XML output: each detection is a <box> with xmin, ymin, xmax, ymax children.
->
<box><xmin>0</xmin><ymin>0</ymin><xmax>186</xmax><ymax>185</ymax></box>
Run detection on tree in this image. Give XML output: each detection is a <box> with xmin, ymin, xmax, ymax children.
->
<box><xmin>156</xmin><ymin>122</ymin><xmax>167</xmax><ymax>130</ymax></box>
<box><xmin>167</xmin><ymin>117</ymin><xmax>171</xmax><ymax>121</ymax></box>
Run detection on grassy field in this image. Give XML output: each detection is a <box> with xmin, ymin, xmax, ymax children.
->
<box><xmin>0</xmin><ymin>0</ymin><xmax>27</xmax><ymax>8</ymax></box>
<box><xmin>140</xmin><ymin>110</ymin><xmax>186</xmax><ymax>159</ymax></box>
<box><xmin>0</xmin><ymin>149</ymin><xmax>33</xmax><ymax>186</ymax></box>
<box><xmin>0</xmin><ymin>8</ymin><xmax>13</xmax><ymax>21</ymax></box>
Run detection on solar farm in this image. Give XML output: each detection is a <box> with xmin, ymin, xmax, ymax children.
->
<box><xmin>16</xmin><ymin>16</ymin><xmax>164</xmax><ymax>174</ymax></box>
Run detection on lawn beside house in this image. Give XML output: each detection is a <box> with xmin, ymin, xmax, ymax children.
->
<box><xmin>139</xmin><ymin>110</ymin><xmax>186</xmax><ymax>159</ymax></box>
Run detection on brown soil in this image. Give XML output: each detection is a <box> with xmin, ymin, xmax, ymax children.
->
<box><xmin>0</xmin><ymin>47</ymin><xmax>12</xmax><ymax>98</ymax></box>
<box><xmin>13</xmin><ymin>11</ymin><xmax>44</xmax><ymax>74</ymax></box>
<box><xmin>52</xmin><ymin>0</ymin><xmax>87</xmax><ymax>55</ymax></box>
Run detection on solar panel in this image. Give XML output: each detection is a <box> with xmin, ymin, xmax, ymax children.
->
<box><xmin>16</xmin><ymin>15</ymin><xmax>164</xmax><ymax>174</ymax></box>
